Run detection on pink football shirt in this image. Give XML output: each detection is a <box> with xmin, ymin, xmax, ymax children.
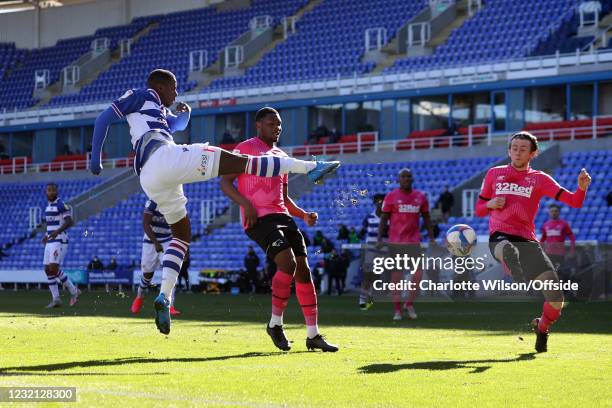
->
<box><xmin>476</xmin><ymin>165</ymin><xmax>585</xmax><ymax>241</ymax></box>
<box><xmin>382</xmin><ymin>188</ymin><xmax>429</xmax><ymax>243</ymax></box>
<box><xmin>234</xmin><ymin>137</ymin><xmax>289</xmax><ymax>229</ymax></box>
<box><xmin>541</xmin><ymin>219</ymin><xmax>575</xmax><ymax>256</ymax></box>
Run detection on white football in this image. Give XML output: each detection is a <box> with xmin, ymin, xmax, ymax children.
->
<box><xmin>445</xmin><ymin>224</ymin><xmax>477</xmax><ymax>257</ymax></box>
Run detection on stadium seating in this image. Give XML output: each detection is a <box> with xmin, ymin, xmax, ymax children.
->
<box><xmin>0</xmin><ymin>0</ymin><xmax>608</xmax><ymax>109</ymax></box>
<box><xmin>0</xmin><ymin>150</ymin><xmax>609</xmax><ymax>272</ymax></box>
<box><xmin>0</xmin><ymin>19</ymin><xmax>153</xmax><ymax>110</ymax></box>
<box><xmin>0</xmin><ymin>179</ymin><xmax>105</xmax><ymax>261</ymax></box>
<box><xmin>206</xmin><ymin>0</ymin><xmax>427</xmax><ymax>91</ymax></box>
<box><xmin>386</xmin><ymin>0</ymin><xmax>581</xmax><ymax>74</ymax></box>
<box><xmin>47</xmin><ymin>0</ymin><xmax>308</xmax><ymax>107</ymax></box>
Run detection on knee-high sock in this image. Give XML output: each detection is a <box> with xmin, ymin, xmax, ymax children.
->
<box><xmin>57</xmin><ymin>270</ymin><xmax>77</xmax><ymax>295</ymax></box>
<box><xmin>270</xmin><ymin>271</ymin><xmax>292</xmax><ymax>327</ymax></box>
<box><xmin>245</xmin><ymin>156</ymin><xmax>316</xmax><ymax>177</ymax></box>
<box><xmin>296</xmin><ymin>281</ymin><xmax>319</xmax><ymax>338</ymax></box>
<box><xmin>405</xmin><ymin>269</ymin><xmax>423</xmax><ymax>307</ymax></box>
<box><xmin>137</xmin><ymin>274</ymin><xmax>152</xmax><ymax>298</ymax></box>
<box><xmin>391</xmin><ymin>271</ymin><xmax>403</xmax><ymax>313</ymax></box>
<box><xmin>47</xmin><ymin>273</ymin><xmax>59</xmax><ymax>299</ymax></box>
<box><xmin>538</xmin><ymin>301</ymin><xmax>562</xmax><ymax>333</ymax></box>
<box><xmin>160</xmin><ymin>238</ymin><xmax>189</xmax><ymax>303</ymax></box>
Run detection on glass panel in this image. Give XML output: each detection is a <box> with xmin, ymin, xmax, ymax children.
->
<box><xmin>396</xmin><ymin>99</ymin><xmax>410</xmax><ymax>138</ymax></box>
<box><xmin>411</xmin><ymin>96</ymin><xmax>449</xmax><ymax>131</ymax></box>
<box><xmin>451</xmin><ymin>93</ymin><xmax>490</xmax><ymax>127</ymax></box>
<box><xmin>0</xmin><ymin>134</ymin><xmax>9</xmax><ymax>159</ymax></box>
<box><xmin>215</xmin><ymin>112</ymin><xmax>246</xmax><ymax>144</ymax></box>
<box><xmin>570</xmin><ymin>84</ymin><xmax>593</xmax><ymax>119</ymax></box>
<box><xmin>11</xmin><ymin>131</ymin><xmax>33</xmax><ymax>158</ymax></box>
<box><xmin>493</xmin><ymin>92</ymin><xmax>506</xmax><ymax>131</ymax></box>
<box><xmin>381</xmin><ymin>100</ymin><xmax>395</xmax><ymax>140</ymax></box>
<box><xmin>597</xmin><ymin>82</ymin><xmax>612</xmax><ymax>115</ymax></box>
<box><xmin>524</xmin><ymin>86</ymin><xmax>566</xmax><ymax>123</ymax></box>
<box><xmin>308</xmin><ymin>104</ymin><xmax>342</xmax><ymax>142</ymax></box>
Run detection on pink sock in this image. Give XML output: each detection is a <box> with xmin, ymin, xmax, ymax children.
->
<box><xmin>538</xmin><ymin>301</ymin><xmax>562</xmax><ymax>333</ymax></box>
<box><xmin>405</xmin><ymin>269</ymin><xmax>423</xmax><ymax>307</ymax></box>
<box><xmin>391</xmin><ymin>271</ymin><xmax>402</xmax><ymax>313</ymax></box>
<box><xmin>295</xmin><ymin>281</ymin><xmax>318</xmax><ymax>326</ymax></box>
<box><xmin>271</xmin><ymin>271</ymin><xmax>293</xmax><ymax>317</ymax></box>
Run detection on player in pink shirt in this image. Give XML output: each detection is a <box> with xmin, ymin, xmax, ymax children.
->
<box><xmin>221</xmin><ymin>107</ymin><xmax>338</xmax><ymax>352</ymax></box>
<box><xmin>541</xmin><ymin>204</ymin><xmax>576</xmax><ymax>270</ymax></box>
<box><xmin>476</xmin><ymin>131</ymin><xmax>591</xmax><ymax>353</ymax></box>
<box><xmin>378</xmin><ymin>168</ymin><xmax>435</xmax><ymax>321</ymax></box>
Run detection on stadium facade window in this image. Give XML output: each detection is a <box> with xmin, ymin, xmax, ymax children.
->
<box><xmin>0</xmin><ymin>133</ymin><xmax>9</xmax><ymax>159</ymax></box>
<box><xmin>344</xmin><ymin>101</ymin><xmax>380</xmax><ymax>135</ymax></box>
<box><xmin>570</xmin><ymin>84</ymin><xmax>594</xmax><ymax>119</ymax></box>
<box><xmin>451</xmin><ymin>92</ymin><xmax>490</xmax><ymax>127</ymax></box>
<box><xmin>493</xmin><ymin>91</ymin><xmax>507</xmax><ymax>131</ymax></box>
<box><xmin>57</xmin><ymin>127</ymin><xmax>82</xmax><ymax>155</ymax></box>
<box><xmin>308</xmin><ymin>104</ymin><xmax>342</xmax><ymax>136</ymax></box>
<box><xmin>396</xmin><ymin>99</ymin><xmax>411</xmax><ymax>138</ymax></box>
<box><xmin>597</xmin><ymin>81</ymin><xmax>612</xmax><ymax>115</ymax></box>
<box><xmin>524</xmin><ymin>86</ymin><xmax>566</xmax><ymax>123</ymax></box>
<box><xmin>411</xmin><ymin>96</ymin><xmax>449</xmax><ymax>131</ymax></box>
<box><xmin>380</xmin><ymin>100</ymin><xmax>395</xmax><ymax>140</ymax></box>
<box><xmin>215</xmin><ymin>112</ymin><xmax>246</xmax><ymax>144</ymax></box>
<box><xmin>11</xmin><ymin>131</ymin><xmax>33</xmax><ymax>158</ymax></box>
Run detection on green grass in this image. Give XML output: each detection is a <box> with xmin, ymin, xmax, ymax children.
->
<box><xmin>0</xmin><ymin>291</ymin><xmax>610</xmax><ymax>407</ymax></box>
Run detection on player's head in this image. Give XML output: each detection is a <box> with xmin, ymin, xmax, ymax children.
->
<box><xmin>398</xmin><ymin>168</ymin><xmax>413</xmax><ymax>190</ymax></box>
<box><xmin>548</xmin><ymin>204</ymin><xmax>560</xmax><ymax>219</ymax></box>
<box><xmin>373</xmin><ymin>193</ymin><xmax>385</xmax><ymax>213</ymax></box>
<box><xmin>46</xmin><ymin>182</ymin><xmax>58</xmax><ymax>201</ymax></box>
<box><xmin>508</xmin><ymin>131</ymin><xmax>538</xmax><ymax>169</ymax></box>
<box><xmin>255</xmin><ymin>107</ymin><xmax>281</xmax><ymax>144</ymax></box>
<box><xmin>147</xmin><ymin>69</ymin><xmax>177</xmax><ymax>107</ymax></box>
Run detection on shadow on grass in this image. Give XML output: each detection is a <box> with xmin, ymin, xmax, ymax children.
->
<box><xmin>358</xmin><ymin>352</ymin><xmax>537</xmax><ymax>374</ymax></box>
<box><xmin>0</xmin><ymin>292</ymin><xmax>610</xmax><ymax>334</ymax></box>
<box><xmin>0</xmin><ymin>351</ymin><xmax>300</xmax><ymax>377</ymax></box>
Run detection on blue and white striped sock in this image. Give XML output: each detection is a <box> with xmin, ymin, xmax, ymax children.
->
<box><xmin>160</xmin><ymin>238</ymin><xmax>189</xmax><ymax>303</ymax></box>
<box><xmin>245</xmin><ymin>155</ymin><xmax>316</xmax><ymax>177</ymax></box>
<box><xmin>57</xmin><ymin>270</ymin><xmax>77</xmax><ymax>295</ymax></box>
<box><xmin>47</xmin><ymin>275</ymin><xmax>60</xmax><ymax>299</ymax></box>
<box><xmin>137</xmin><ymin>274</ymin><xmax>152</xmax><ymax>298</ymax></box>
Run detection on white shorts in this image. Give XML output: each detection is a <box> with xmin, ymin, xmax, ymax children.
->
<box><xmin>139</xmin><ymin>142</ymin><xmax>221</xmax><ymax>224</ymax></box>
<box><xmin>141</xmin><ymin>241</ymin><xmax>171</xmax><ymax>273</ymax></box>
<box><xmin>43</xmin><ymin>242</ymin><xmax>67</xmax><ymax>266</ymax></box>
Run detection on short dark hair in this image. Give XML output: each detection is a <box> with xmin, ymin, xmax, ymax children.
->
<box><xmin>255</xmin><ymin>107</ymin><xmax>279</xmax><ymax>122</ymax></box>
<box><xmin>373</xmin><ymin>193</ymin><xmax>385</xmax><ymax>203</ymax></box>
<box><xmin>509</xmin><ymin>131</ymin><xmax>538</xmax><ymax>152</ymax></box>
<box><xmin>47</xmin><ymin>182</ymin><xmax>57</xmax><ymax>189</ymax></box>
<box><xmin>147</xmin><ymin>69</ymin><xmax>175</xmax><ymax>88</ymax></box>
<box><xmin>549</xmin><ymin>204</ymin><xmax>560</xmax><ymax>210</ymax></box>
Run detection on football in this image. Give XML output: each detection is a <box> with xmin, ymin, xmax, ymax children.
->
<box><xmin>445</xmin><ymin>224</ymin><xmax>477</xmax><ymax>257</ymax></box>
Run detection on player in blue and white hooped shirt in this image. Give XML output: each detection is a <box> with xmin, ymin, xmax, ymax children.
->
<box><xmin>130</xmin><ymin>199</ymin><xmax>181</xmax><ymax>316</ymax></box>
<box><xmin>42</xmin><ymin>183</ymin><xmax>81</xmax><ymax>308</ymax></box>
<box><xmin>358</xmin><ymin>193</ymin><xmax>385</xmax><ymax>311</ymax></box>
<box><xmin>92</xmin><ymin>69</ymin><xmax>340</xmax><ymax>334</ymax></box>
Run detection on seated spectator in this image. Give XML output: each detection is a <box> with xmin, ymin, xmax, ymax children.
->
<box><xmin>106</xmin><ymin>257</ymin><xmax>118</xmax><ymax>270</ymax></box>
<box><xmin>88</xmin><ymin>256</ymin><xmax>104</xmax><ymax>270</ymax></box>
<box><xmin>348</xmin><ymin>227</ymin><xmax>360</xmax><ymax>243</ymax></box>
<box><xmin>321</xmin><ymin>237</ymin><xmax>334</xmax><ymax>254</ymax></box>
<box><xmin>337</xmin><ymin>224</ymin><xmax>349</xmax><ymax>241</ymax></box>
<box><xmin>329</xmin><ymin>128</ymin><xmax>341</xmax><ymax>144</ymax></box>
<box><xmin>607</xmin><ymin>191</ymin><xmax>612</xmax><ymax>207</ymax></box>
<box><xmin>313</xmin><ymin>230</ymin><xmax>326</xmax><ymax>247</ymax></box>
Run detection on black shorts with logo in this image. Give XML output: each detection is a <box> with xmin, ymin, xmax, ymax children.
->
<box><xmin>489</xmin><ymin>231</ymin><xmax>557</xmax><ymax>281</ymax></box>
<box><xmin>246</xmin><ymin>213</ymin><xmax>308</xmax><ymax>259</ymax></box>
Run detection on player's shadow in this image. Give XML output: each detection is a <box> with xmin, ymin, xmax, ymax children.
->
<box><xmin>0</xmin><ymin>351</ymin><xmax>303</xmax><ymax>376</ymax></box>
<box><xmin>358</xmin><ymin>352</ymin><xmax>536</xmax><ymax>374</ymax></box>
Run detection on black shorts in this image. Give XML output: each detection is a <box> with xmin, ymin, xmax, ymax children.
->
<box><xmin>246</xmin><ymin>213</ymin><xmax>307</xmax><ymax>260</ymax></box>
<box><xmin>489</xmin><ymin>231</ymin><xmax>557</xmax><ymax>281</ymax></box>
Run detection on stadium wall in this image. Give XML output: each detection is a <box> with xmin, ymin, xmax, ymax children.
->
<box><xmin>0</xmin><ymin>0</ymin><xmax>225</xmax><ymax>49</ymax></box>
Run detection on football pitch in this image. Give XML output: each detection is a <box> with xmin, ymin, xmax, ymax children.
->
<box><xmin>0</xmin><ymin>291</ymin><xmax>610</xmax><ymax>407</ymax></box>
